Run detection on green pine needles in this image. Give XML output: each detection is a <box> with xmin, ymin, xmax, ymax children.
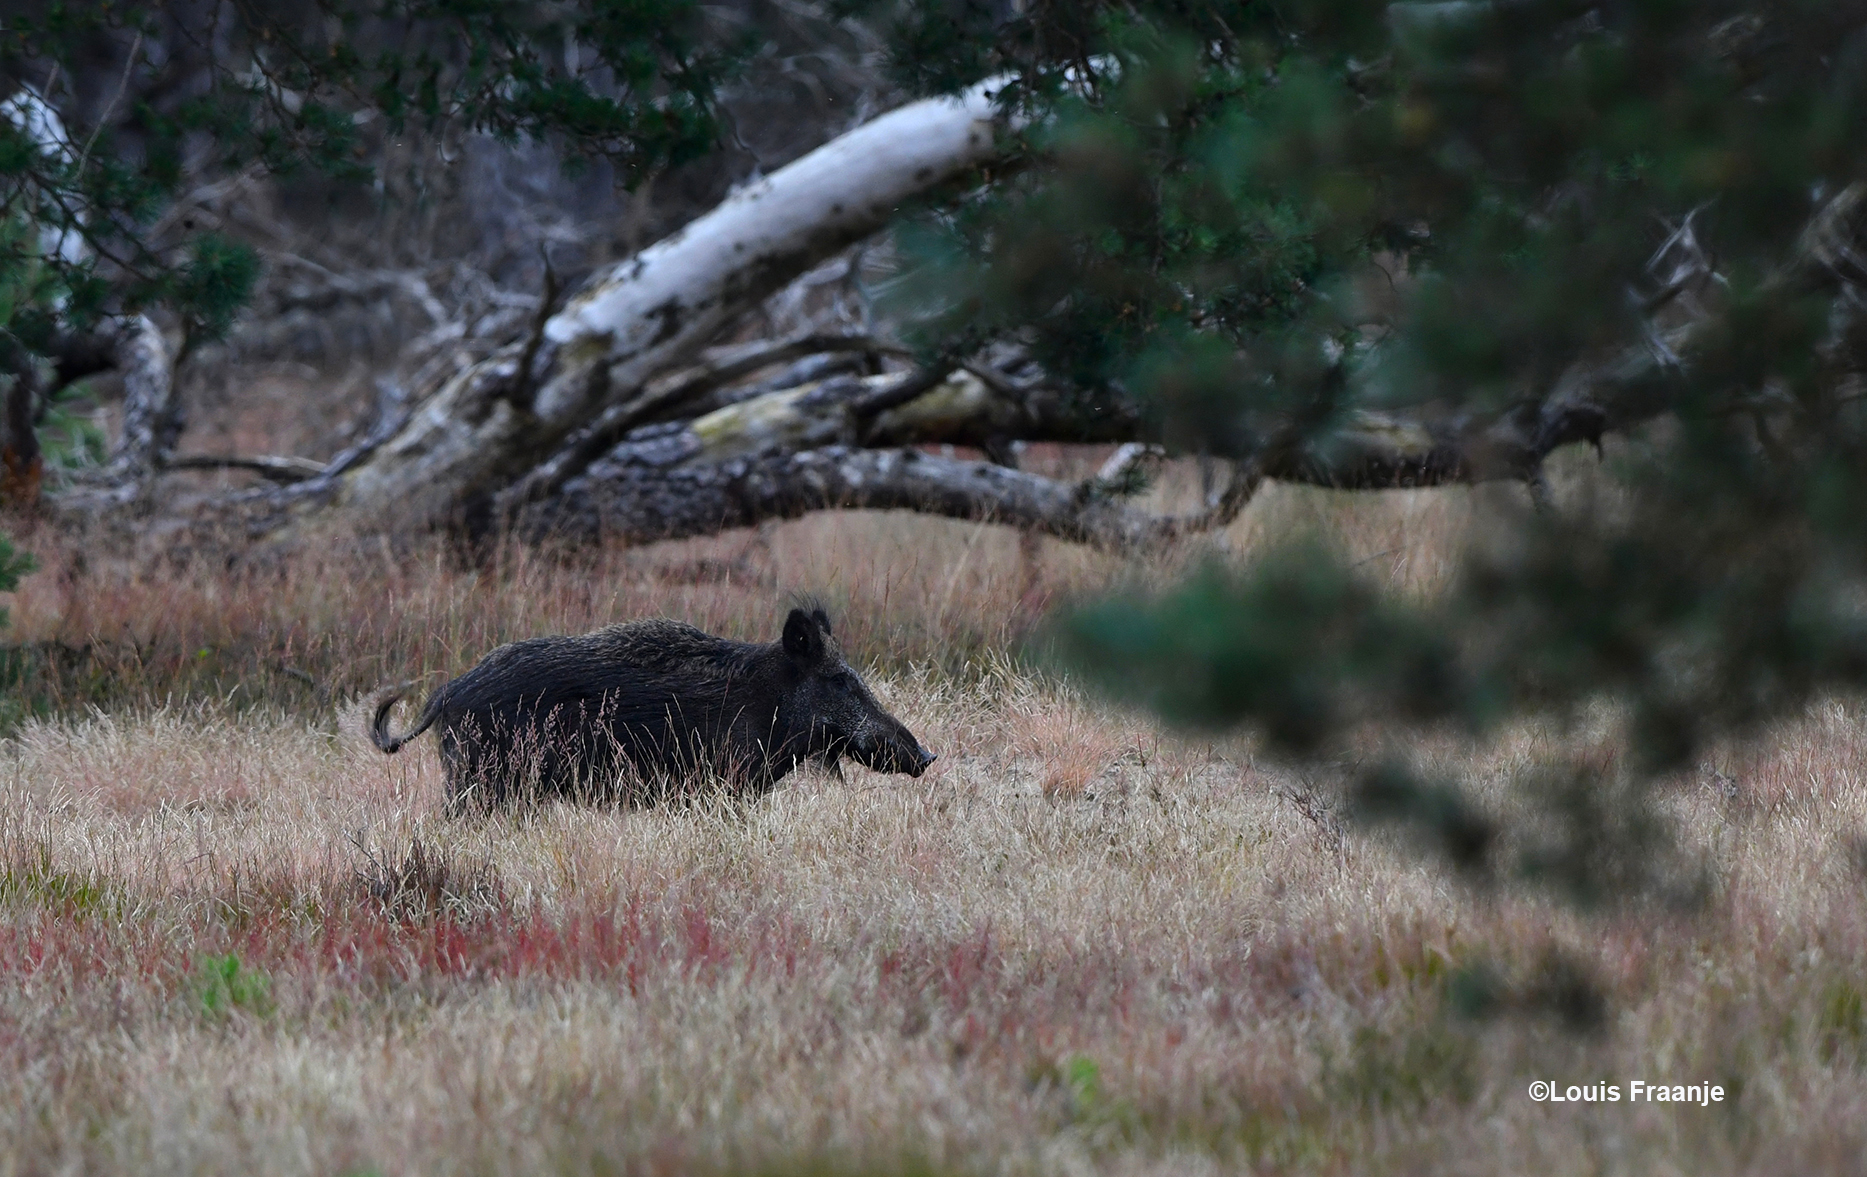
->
<box><xmin>862</xmin><ymin>1</ymin><xmax>1867</xmax><ymax>907</ymax></box>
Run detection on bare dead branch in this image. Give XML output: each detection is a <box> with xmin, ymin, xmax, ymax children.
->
<box><xmin>166</xmin><ymin>454</ymin><xmax>329</xmax><ymax>483</ymax></box>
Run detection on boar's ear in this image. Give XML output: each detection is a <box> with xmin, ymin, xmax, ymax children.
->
<box><xmin>783</xmin><ymin>608</ymin><xmax>825</xmax><ymax>664</ymax></box>
<box><xmin>811</xmin><ymin>606</ymin><xmax>831</xmax><ymax>636</ymax></box>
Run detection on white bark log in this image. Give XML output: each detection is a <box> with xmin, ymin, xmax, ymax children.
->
<box><xmin>538</xmin><ymin>77</ymin><xmax>1008</xmax><ymax>408</ymax></box>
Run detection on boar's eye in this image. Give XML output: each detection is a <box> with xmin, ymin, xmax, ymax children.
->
<box><xmin>827</xmin><ymin>670</ymin><xmax>855</xmax><ymax>688</ymax></box>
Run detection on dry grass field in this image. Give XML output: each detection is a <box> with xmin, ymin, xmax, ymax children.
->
<box><xmin>4</xmin><ymin>465</ymin><xmax>1867</xmax><ymax>1175</ymax></box>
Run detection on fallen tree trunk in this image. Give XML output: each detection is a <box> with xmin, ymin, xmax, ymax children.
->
<box><xmin>201</xmin><ymin>178</ymin><xmax>1836</xmax><ymax>555</ymax></box>
<box><xmin>506</xmin><ymin>366</ymin><xmax>1206</xmax><ymax>550</ymax></box>
<box><xmin>500</xmin><ymin>350</ymin><xmax>1609</xmax><ymax>549</ymax></box>
<box><xmin>495</xmin><ymin>188</ymin><xmax>1748</xmax><ymax>553</ymax></box>
<box><xmin>322</xmin><ymin>76</ymin><xmax>1015</xmax><ymax>535</ymax></box>
<box><xmin>529</xmin><ymin>436</ymin><xmax>1218</xmax><ymax>551</ymax></box>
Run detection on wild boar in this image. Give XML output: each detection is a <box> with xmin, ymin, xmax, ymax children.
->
<box><xmin>370</xmin><ymin>606</ymin><xmax>935</xmax><ymax>812</ymax></box>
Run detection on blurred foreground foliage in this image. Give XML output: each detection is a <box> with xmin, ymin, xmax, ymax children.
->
<box><xmin>839</xmin><ymin>1</ymin><xmax>1867</xmax><ymax>907</ymax></box>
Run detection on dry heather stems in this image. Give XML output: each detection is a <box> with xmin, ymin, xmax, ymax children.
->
<box><xmin>8</xmin><ymin>463</ymin><xmax>1839</xmax><ymax>1173</ymax></box>
<box><xmin>7</xmin><ymin>677</ymin><xmax>1867</xmax><ymax>1172</ymax></box>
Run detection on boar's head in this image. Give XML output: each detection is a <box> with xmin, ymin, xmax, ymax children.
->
<box><xmin>781</xmin><ymin>607</ymin><xmax>935</xmax><ymax>777</ymax></box>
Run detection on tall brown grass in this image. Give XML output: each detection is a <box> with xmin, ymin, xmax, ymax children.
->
<box><xmin>1</xmin><ymin>455</ymin><xmax>1495</xmax><ymax>721</ymax></box>
<box><xmin>3</xmin><ymin>455</ymin><xmax>1852</xmax><ymax>1174</ymax></box>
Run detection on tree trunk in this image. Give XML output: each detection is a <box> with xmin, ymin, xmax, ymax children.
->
<box><xmin>530</xmin><ymin>437</ymin><xmax>1214</xmax><ymax>552</ymax></box>
<box><xmin>52</xmin><ymin>315</ymin><xmax>177</xmax><ymax>512</ymax></box>
<box><xmin>0</xmin><ymin>340</ymin><xmax>43</xmax><ymax>509</ymax></box>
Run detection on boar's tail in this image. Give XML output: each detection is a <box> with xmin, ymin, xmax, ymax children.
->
<box><xmin>370</xmin><ymin>682</ymin><xmax>442</xmax><ymax>754</ymax></box>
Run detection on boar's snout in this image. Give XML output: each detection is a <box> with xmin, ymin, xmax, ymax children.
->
<box><xmin>851</xmin><ymin>714</ymin><xmax>936</xmax><ymax>777</ymax></box>
<box><xmin>890</xmin><ymin>740</ymin><xmax>936</xmax><ymax>777</ymax></box>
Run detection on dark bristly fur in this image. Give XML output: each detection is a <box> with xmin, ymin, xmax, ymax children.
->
<box><xmin>371</xmin><ymin>607</ymin><xmax>935</xmax><ymax>813</ymax></box>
